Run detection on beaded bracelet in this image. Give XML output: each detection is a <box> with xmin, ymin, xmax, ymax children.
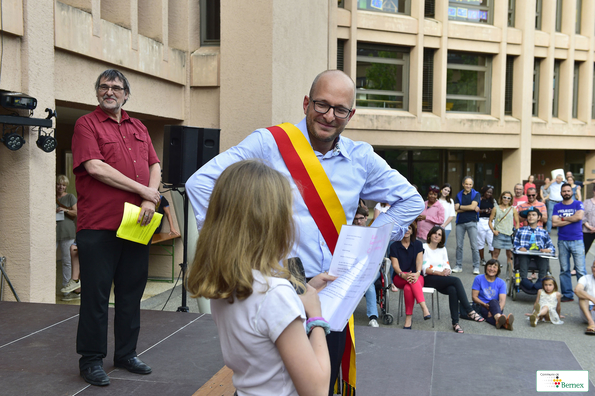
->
<box><xmin>306</xmin><ymin>317</ymin><xmax>331</xmax><ymax>335</ymax></box>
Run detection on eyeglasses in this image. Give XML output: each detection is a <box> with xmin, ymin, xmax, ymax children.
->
<box><xmin>98</xmin><ymin>84</ymin><xmax>125</xmax><ymax>94</ymax></box>
<box><xmin>354</xmin><ymin>216</ymin><xmax>367</xmax><ymax>222</ymax></box>
<box><xmin>502</xmin><ymin>196</ymin><xmax>512</xmax><ymax>200</ymax></box>
<box><xmin>311</xmin><ymin>100</ymin><xmax>352</xmax><ymax>119</ymax></box>
<box><xmin>527</xmin><ymin>194</ymin><xmax>536</xmax><ymax>197</ymax></box>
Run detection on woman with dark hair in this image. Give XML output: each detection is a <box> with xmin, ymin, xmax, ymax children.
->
<box><xmin>438</xmin><ymin>183</ymin><xmax>456</xmax><ymax>243</ymax></box>
<box><xmin>471</xmin><ymin>259</ymin><xmax>513</xmax><ymax>330</ymax></box>
<box><xmin>390</xmin><ymin>222</ymin><xmax>431</xmax><ymax>329</ymax></box>
<box><xmin>477</xmin><ymin>186</ymin><xmax>495</xmax><ymax>266</ymax></box>
<box><xmin>422</xmin><ymin>226</ymin><xmax>484</xmax><ymax>333</ymax></box>
<box><xmin>416</xmin><ymin>185</ymin><xmax>445</xmax><ymax>242</ymax></box>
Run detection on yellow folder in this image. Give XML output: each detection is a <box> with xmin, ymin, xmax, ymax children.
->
<box><xmin>116</xmin><ymin>202</ymin><xmax>163</xmax><ymax>245</ymax></box>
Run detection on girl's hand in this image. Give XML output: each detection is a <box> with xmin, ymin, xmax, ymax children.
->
<box><xmin>443</xmin><ymin>268</ymin><xmax>451</xmax><ymax>276</ymax></box>
<box><xmin>299</xmin><ymin>284</ymin><xmax>322</xmax><ymax>318</ymax></box>
<box><xmin>493</xmin><ymin>230</ymin><xmax>499</xmax><ymax>236</ymax></box>
<box><xmin>308</xmin><ymin>273</ymin><xmax>337</xmax><ymax>293</ymax></box>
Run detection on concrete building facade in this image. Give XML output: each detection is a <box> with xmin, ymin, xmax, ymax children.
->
<box><xmin>0</xmin><ymin>0</ymin><xmax>594</xmax><ymax>302</ymax></box>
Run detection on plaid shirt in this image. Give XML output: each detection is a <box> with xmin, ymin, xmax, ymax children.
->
<box><xmin>513</xmin><ymin>226</ymin><xmax>555</xmax><ymax>254</ymax></box>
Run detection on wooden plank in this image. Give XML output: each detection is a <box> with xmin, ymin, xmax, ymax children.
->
<box><xmin>151</xmin><ymin>232</ymin><xmax>181</xmax><ymax>244</ymax></box>
<box><xmin>192</xmin><ymin>366</ymin><xmax>235</xmax><ymax>396</ymax></box>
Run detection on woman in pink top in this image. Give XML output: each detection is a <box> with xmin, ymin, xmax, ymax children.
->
<box><xmin>524</xmin><ymin>174</ymin><xmax>536</xmax><ymax>195</ymax></box>
<box><xmin>417</xmin><ymin>185</ymin><xmax>445</xmax><ymax>242</ymax></box>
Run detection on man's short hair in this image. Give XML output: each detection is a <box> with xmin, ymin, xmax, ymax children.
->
<box><xmin>526</xmin><ymin>187</ymin><xmax>537</xmax><ymax>194</ymax></box>
<box><xmin>95</xmin><ymin>69</ymin><xmax>131</xmax><ymax>95</ymax></box>
<box><xmin>355</xmin><ymin>205</ymin><xmax>368</xmax><ymax>218</ymax></box>
<box><xmin>514</xmin><ymin>183</ymin><xmax>523</xmax><ymax>189</ymax></box>
<box><xmin>561</xmin><ymin>183</ymin><xmax>572</xmax><ymax>190</ymax></box>
<box><xmin>308</xmin><ymin>70</ymin><xmax>356</xmax><ymax>107</ymax></box>
<box><xmin>462</xmin><ymin>176</ymin><xmax>473</xmax><ymax>184</ymax></box>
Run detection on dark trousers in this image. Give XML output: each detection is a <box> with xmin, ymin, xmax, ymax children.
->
<box><xmin>326</xmin><ymin>327</ymin><xmax>347</xmax><ymax>396</ymax></box>
<box><xmin>480</xmin><ymin>299</ymin><xmax>502</xmax><ymax>326</ymax></box>
<box><xmin>76</xmin><ymin>230</ymin><xmax>150</xmax><ymax>370</ymax></box>
<box><xmin>518</xmin><ymin>255</ymin><xmax>548</xmax><ymax>280</ymax></box>
<box><xmin>424</xmin><ymin>275</ymin><xmax>473</xmax><ymax>325</ymax></box>
<box><xmin>584</xmin><ymin>232</ymin><xmax>595</xmax><ymax>255</ymax></box>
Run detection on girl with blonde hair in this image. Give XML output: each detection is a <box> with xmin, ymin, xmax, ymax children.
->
<box><xmin>187</xmin><ymin>160</ymin><xmax>330</xmax><ymax>396</ymax></box>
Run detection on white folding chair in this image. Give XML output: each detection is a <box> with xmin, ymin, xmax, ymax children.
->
<box><xmin>395</xmin><ymin>286</ymin><xmax>440</xmax><ymax>328</ymax></box>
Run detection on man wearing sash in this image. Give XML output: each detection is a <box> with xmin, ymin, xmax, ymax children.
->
<box><xmin>186</xmin><ymin>70</ymin><xmax>423</xmax><ymax>395</ymax></box>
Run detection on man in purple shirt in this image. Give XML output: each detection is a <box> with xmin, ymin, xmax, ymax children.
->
<box><xmin>552</xmin><ymin>183</ymin><xmax>586</xmax><ymax>301</ymax></box>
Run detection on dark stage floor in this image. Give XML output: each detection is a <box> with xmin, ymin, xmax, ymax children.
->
<box><xmin>0</xmin><ymin>302</ymin><xmax>593</xmax><ymax>395</ymax></box>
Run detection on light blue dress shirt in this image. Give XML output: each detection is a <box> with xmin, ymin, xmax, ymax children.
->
<box><xmin>186</xmin><ymin>118</ymin><xmax>424</xmax><ymax>278</ymax></box>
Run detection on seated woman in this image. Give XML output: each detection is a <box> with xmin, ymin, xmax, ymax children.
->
<box><xmin>422</xmin><ymin>226</ymin><xmax>484</xmax><ymax>334</ymax></box>
<box><xmin>390</xmin><ymin>222</ymin><xmax>431</xmax><ymax>329</ymax></box>
<box><xmin>471</xmin><ymin>259</ymin><xmax>514</xmax><ymax>330</ymax></box>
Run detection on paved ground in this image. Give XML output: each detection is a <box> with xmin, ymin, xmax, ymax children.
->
<box><xmin>142</xmin><ymin>228</ymin><xmax>595</xmax><ymax>380</ymax></box>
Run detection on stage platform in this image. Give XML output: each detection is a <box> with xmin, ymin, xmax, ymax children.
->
<box><xmin>0</xmin><ymin>301</ymin><xmax>593</xmax><ymax>395</ymax></box>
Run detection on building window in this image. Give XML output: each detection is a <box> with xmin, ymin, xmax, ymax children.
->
<box><xmin>446</xmin><ymin>52</ymin><xmax>491</xmax><ymax>114</ymax></box>
<box><xmin>576</xmin><ymin>0</ymin><xmax>582</xmax><ymax>34</ymax></box>
<box><xmin>337</xmin><ymin>40</ymin><xmax>345</xmax><ymax>71</ymax></box>
<box><xmin>572</xmin><ymin>62</ymin><xmax>580</xmax><ymax>118</ymax></box>
<box><xmin>535</xmin><ymin>0</ymin><xmax>542</xmax><ymax>30</ymax></box>
<box><xmin>505</xmin><ymin>56</ymin><xmax>514</xmax><ymax>116</ymax></box>
<box><xmin>425</xmin><ymin>0</ymin><xmax>435</xmax><ymax>18</ymax></box>
<box><xmin>448</xmin><ymin>0</ymin><xmax>492</xmax><ymax>25</ymax></box>
<box><xmin>339</xmin><ymin>0</ymin><xmax>344</xmax><ymax>8</ymax></box>
<box><xmin>508</xmin><ymin>0</ymin><xmax>515</xmax><ymax>27</ymax></box>
<box><xmin>533</xmin><ymin>59</ymin><xmax>540</xmax><ymax>117</ymax></box>
<box><xmin>422</xmin><ymin>48</ymin><xmax>434</xmax><ymax>112</ymax></box>
<box><xmin>356</xmin><ymin>44</ymin><xmax>410</xmax><ymax>110</ymax></box>
<box><xmin>553</xmin><ymin>60</ymin><xmax>561</xmax><ymax>117</ymax></box>
<box><xmin>200</xmin><ymin>0</ymin><xmax>220</xmax><ymax>46</ymax></box>
<box><xmin>358</xmin><ymin>0</ymin><xmax>410</xmax><ymax>15</ymax></box>
<box><xmin>555</xmin><ymin>0</ymin><xmax>562</xmax><ymax>32</ymax></box>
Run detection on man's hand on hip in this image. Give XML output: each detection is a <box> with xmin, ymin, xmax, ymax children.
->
<box><xmin>138</xmin><ymin>200</ymin><xmax>156</xmax><ymax>226</ymax></box>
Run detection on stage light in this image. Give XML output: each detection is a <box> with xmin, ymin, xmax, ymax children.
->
<box><xmin>36</xmin><ymin>134</ymin><xmax>57</xmax><ymax>152</ymax></box>
<box><xmin>2</xmin><ymin>132</ymin><xmax>25</xmax><ymax>151</ymax></box>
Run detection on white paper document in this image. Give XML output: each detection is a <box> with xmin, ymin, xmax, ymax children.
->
<box><xmin>319</xmin><ymin>223</ymin><xmax>393</xmax><ymax>331</ymax></box>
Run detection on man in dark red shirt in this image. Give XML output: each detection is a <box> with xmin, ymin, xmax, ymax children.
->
<box><xmin>72</xmin><ymin>69</ymin><xmax>161</xmax><ymax>386</ymax></box>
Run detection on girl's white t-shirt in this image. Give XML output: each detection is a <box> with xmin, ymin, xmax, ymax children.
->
<box><xmin>438</xmin><ymin>198</ymin><xmax>455</xmax><ymax>230</ymax></box>
<box><xmin>422</xmin><ymin>244</ymin><xmax>451</xmax><ymax>275</ymax></box>
<box><xmin>211</xmin><ymin>270</ymin><xmax>306</xmax><ymax>396</ymax></box>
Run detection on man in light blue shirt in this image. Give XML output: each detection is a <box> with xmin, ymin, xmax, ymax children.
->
<box><xmin>186</xmin><ymin>70</ymin><xmax>423</xmax><ymax>395</ymax></box>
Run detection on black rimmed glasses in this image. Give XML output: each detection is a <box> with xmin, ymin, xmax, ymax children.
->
<box><xmin>527</xmin><ymin>194</ymin><xmax>537</xmax><ymax>197</ymax></box>
<box><xmin>98</xmin><ymin>84</ymin><xmax>125</xmax><ymax>94</ymax></box>
<box><xmin>311</xmin><ymin>99</ymin><xmax>352</xmax><ymax>119</ymax></box>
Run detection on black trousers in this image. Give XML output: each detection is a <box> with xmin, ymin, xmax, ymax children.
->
<box><xmin>76</xmin><ymin>230</ymin><xmax>150</xmax><ymax>370</ymax></box>
<box><xmin>584</xmin><ymin>232</ymin><xmax>595</xmax><ymax>255</ymax></box>
<box><xmin>518</xmin><ymin>255</ymin><xmax>548</xmax><ymax>280</ymax></box>
<box><xmin>326</xmin><ymin>327</ymin><xmax>347</xmax><ymax>396</ymax></box>
<box><xmin>423</xmin><ymin>275</ymin><xmax>473</xmax><ymax>325</ymax></box>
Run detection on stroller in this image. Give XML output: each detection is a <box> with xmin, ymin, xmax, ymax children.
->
<box><xmin>374</xmin><ymin>257</ymin><xmax>394</xmax><ymax>325</ymax></box>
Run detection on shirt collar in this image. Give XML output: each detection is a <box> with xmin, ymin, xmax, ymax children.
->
<box><xmin>94</xmin><ymin>106</ymin><xmax>130</xmax><ymax>123</ymax></box>
<box><xmin>297</xmin><ymin>117</ymin><xmax>351</xmax><ymax>161</ymax></box>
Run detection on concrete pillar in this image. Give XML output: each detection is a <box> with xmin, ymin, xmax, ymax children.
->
<box><xmin>409</xmin><ymin>0</ymin><xmax>424</xmax><ymax>120</ymax></box>
<box><xmin>539</xmin><ymin>0</ymin><xmax>556</xmax><ymax>123</ymax></box>
<box><xmin>501</xmin><ymin>0</ymin><xmax>536</xmax><ymax>191</ymax></box>
<box><xmin>433</xmin><ymin>0</ymin><xmax>448</xmax><ymax>120</ymax></box>
<box><xmin>343</xmin><ymin>0</ymin><xmax>357</xmax><ymax>82</ymax></box>
<box><xmin>491</xmin><ymin>0</ymin><xmax>508</xmax><ymax>122</ymax></box>
<box><xmin>557</xmin><ymin>0</ymin><xmax>576</xmax><ymax>123</ymax></box>
<box><xmin>0</xmin><ymin>0</ymin><xmax>56</xmax><ymax>302</ymax></box>
<box><xmin>219</xmin><ymin>0</ymin><xmax>329</xmax><ymax>150</ymax></box>
<box><xmin>577</xmin><ymin>0</ymin><xmax>594</xmax><ymax>123</ymax></box>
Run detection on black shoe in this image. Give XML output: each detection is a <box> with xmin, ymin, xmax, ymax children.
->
<box><xmin>80</xmin><ymin>365</ymin><xmax>110</xmax><ymax>386</ymax></box>
<box><xmin>114</xmin><ymin>357</ymin><xmax>152</xmax><ymax>375</ymax></box>
<box><xmin>561</xmin><ymin>296</ymin><xmax>574</xmax><ymax>302</ymax></box>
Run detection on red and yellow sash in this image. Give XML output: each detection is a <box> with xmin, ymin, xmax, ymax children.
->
<box><xmin>268</xmin><ymin>123</ymin><xmax>356</xmax><ymax>396</ymax></box>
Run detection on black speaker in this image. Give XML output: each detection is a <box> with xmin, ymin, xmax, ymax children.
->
<box><xmin>162</xmin><ymin>125</ymin><xmax>220</xmax><ymax>186</ymax></box>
